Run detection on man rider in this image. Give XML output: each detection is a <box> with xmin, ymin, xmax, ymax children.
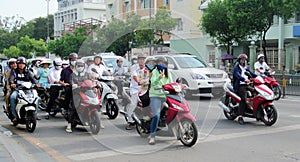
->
<box><xmin>254</xmin><ymin>53</ymin><xmax>272</xmax><ymax>76</ymax></box>
<box><xmin>58</xmin><ymin>53</ymin><xmax>78</xmax><ymax>132</ymax></box>
<box><xmin>9</xmin><ymin>57</ymin><xmax>40</xmax><ymax>122</ymax></box>
<box><xmin>113</xmin><ymin>57</ymin><xmax>127</xmax><ymax>96</ymax></box>
<box><xmin>232</xmin><ymin>54</ymin><xmax>257</xmax><ymax>125</ymax></box>
<box><xmin>87</xmin><ymin>55</ymin><xmax>107</xmax><ymax>79</ymax></box>
<box><xmin>45</xmin><ymin>58</ymin><xmax>63</xmax><ymax>119</ymax></box>
<box><xmin>4</xmin><ymin>58</ymin><xmax>17</xmax><ymax>113</ymax></box>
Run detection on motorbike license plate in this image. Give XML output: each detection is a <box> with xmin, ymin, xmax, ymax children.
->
<box><xmin>213</xmin><ymin>82</ymin><xmax>224</xmax><ymax>87</ymax></box>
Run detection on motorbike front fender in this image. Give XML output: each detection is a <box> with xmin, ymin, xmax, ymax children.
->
<box><xmin>176</xmin><ymin>112</ymin><xmax>196</xmax><ymax>122</ymax></box>
<box><xmin>106</xmin><ymin>93</ymin><xmax>118</xmax><ymax>100</ymax></box>
<box><xmin>25</xmin><ymin>106</ymin><xmax>36</xmax><ymax>111</ymax></box>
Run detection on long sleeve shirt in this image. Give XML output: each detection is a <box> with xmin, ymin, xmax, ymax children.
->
<box><xmin>149</xmin><ymin>69</ymin><xmax>173</xmax><ymax>98</ymax></box>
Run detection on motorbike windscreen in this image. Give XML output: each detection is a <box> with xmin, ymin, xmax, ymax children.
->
<box><xmin>84</xmin><ymin>89</ymin><xmax>97</xmax><ymax>98</ymax></box>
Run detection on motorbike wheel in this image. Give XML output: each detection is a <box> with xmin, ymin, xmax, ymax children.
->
<box><xmin>261</xmin><ymin>105</ymin><xmax>277</xmax><ymax>126</ymax></box>
<box><xmin>136</xmin><ymin>124</ymin><xmax>149</xmax><ymax>138</ymax></box>
<box><xmin>179</xmin><ymin>119</ymin><xmax>198</xmax><ymax>147</ymax></box>
<box><xmin>26</xmin><ymin>111</ymin><xmax>37</xmax><ymax>133</ymax></box>
<box><xmin>224</xmin><ymin>96</ymin><xmax>237</xmax><ymax>120</ymax></box>
<box><xmin>89</xmin><ymin>111</ymin><xmax>100</xmax><ymax>135</ymax></box>
<box><xmin>272</xmin><ymin>86</ymin><xmax>282</xmax><ymax>100</ymax></box>
<box><xmin>106</xmin><ymin>99</ymin><xmax>119</xmax><ymax>119</ymax></box>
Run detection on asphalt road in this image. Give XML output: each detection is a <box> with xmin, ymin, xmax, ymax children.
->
<box><xmin>1</xmin><ymin>93</ymin><xmax>300</xmax><ymax>162</ymax></box>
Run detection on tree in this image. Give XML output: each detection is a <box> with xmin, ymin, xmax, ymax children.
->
<box><xmin>201</xmin><ymin>0</ymin><xmax>248</xmax><ymax>54</ymax></box>
<box><xmin>16</xmin><ymin>36</ymin><xmax>47</xmax><ymax>58</ymax></box>
<box><xmin>3</xmin><ymin>46</ymin><xmax>21</xmax><ymax>58</ymax></box>
<box><xmin>0</xmin><ymin>29</ymin><xmax>20</xmax><ymax>53</ymax></box>
<box><xmin>227</xmin><ymin>0</ymin><xmax>300</xmax><ymax>58</ymax></box>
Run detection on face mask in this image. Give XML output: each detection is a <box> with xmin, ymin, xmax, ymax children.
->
<box><xmin>241</xmin><ymin>60</ymin><xmax>247</xmax><ymax>67</ymax></box>
<box><xmin>146</xmin><ymin>64</ymin><xmax>156</xmax><ymax>71</ymax></box>
<box><xmin>55</xmin><ymin>66</ymin><xmax>61</xmax><ymax>70</ymax></box>
<box><xmin>70</xmin><ymin>61</ymin><xmax>76</xmax><ymax>66</ymax></box>
<box><xmin>76</xmin><ymin>67</ymin><xmax>84</xmax><ymax>73</ymax></box>
<box><xmin>259</xmin><ymin>58</ymin><xmax>264</xmax><ymax>63</ymax></box>
<box><xmin>157</xmin><ymin>64</ymin><xmax>166</xmax><ymax>71</ymax></box>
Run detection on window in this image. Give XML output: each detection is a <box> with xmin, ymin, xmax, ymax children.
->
<box><xmin>163</xmin><ymin>0</ymin><xmax>169</xmax><ymax>6</ymax></box>
<box><xmin>166</xmin><ymin>57</ymin><xmax>177</xmax><ymax>69</ymax></box>
<box><xmin>296</xmin><ymin>13</ymin><xmax>300</xmax><ymax>23</ymax></box>
<box><xmin>177</xmin><ymin>18</ymin><xmax>183</xmax><ymax>31</ymax></box>
<box><xmin>174</xmin><ymin>56</ymin><xmax>207</xmax><ymax>68</ymax></box>
<box><xmin>108</xmin><ymin>4</ymin><xmax>114</xmax><ymax>15</ymax></box>
<box><xmin>75</xmin><ymin>13</ymin><xmax>77</xmax><ymax>20</ymax></box>
<box><xmin>141</xmin><ymin>0</ymin><xmax>150</xmax><ymax>9</ymax></box>
<box><xmin>125</xmin><ymin>2</ymin><xmax>131</xmax><ymax>13</ymax></box>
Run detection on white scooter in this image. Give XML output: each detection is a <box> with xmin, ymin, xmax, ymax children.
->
<box><xmin>3</xmin><ymin>82</ymin><xmax>39</xmax><ymax>132</ymax></box>
<box><xmin>92</xmin><ymin>69</ymin><xmax>119</xmax><ymax>119</ymax></box>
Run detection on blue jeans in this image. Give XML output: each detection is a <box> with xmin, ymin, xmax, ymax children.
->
<box><xmin>150</xmin><ymin>97</ymin><xmax>164</xmax><ymax>138</ymax></box>
<box><xmin>10</xmin><ymin>90</ymin><xmax>18</xmax><ymax>118</ymax></box>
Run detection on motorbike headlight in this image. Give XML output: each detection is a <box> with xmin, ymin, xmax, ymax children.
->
<box><xmin>223</xmin><ymin>73</ymin><xmax>229</xmax><ymax>79</ymax></box>
<box><xmin>191</xmin><ymin>73</ymin><xmax>206</xmax><ymax>80</ymax></box>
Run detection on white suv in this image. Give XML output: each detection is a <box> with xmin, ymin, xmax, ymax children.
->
<box><xmin>147</xmin><ymin>54</ymin><xmax>230</xmax><ymax>97</ymax></box>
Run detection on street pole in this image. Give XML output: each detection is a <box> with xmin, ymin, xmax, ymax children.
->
<box><xmin>149</xmin><ymin>0</ymin><xmax>152</xmax><ymax>56</ymax></box>
<box><xmin>46</xmin><ymin>0</ymin><xmax>50</xmax><ymax>58</ymax></box>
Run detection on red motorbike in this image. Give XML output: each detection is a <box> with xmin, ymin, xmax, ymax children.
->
<box><xmin>63</xmin><ymin>80</ymin><xmax>101</xmax><ymax>134</ymax></box>
<box><xmin>263</xmin><ymin>71</ymin><xmax>281</xmax><ymax>100</ymax></box>
<box><xmin>219</xmin><ymin>75</ymin><xmax>278</xmax><ymax>126</ymax></box>
<box><xmin>131</xmin><ymin>81</ymin><xmax>198</xmax><ymax>147</ymax></box>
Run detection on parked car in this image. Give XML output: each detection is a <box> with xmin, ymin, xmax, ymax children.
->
<box><xmin>146</xmin><ymin>54</ymin><xmax>230</xmax><ymax>97</ymax></box>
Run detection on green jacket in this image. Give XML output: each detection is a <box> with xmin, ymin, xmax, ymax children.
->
<box><xmin>149</xmin><ymin>69</ymin><xmax>173</xmax><ymax>98</ymax></box>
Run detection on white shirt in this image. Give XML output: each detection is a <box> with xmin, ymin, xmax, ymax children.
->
<box><xmin>239</xmin><ymin>65</ymin><xmax>248</xmax><ymax>85</ymax></box>
<box><xmin>48</xmin><ymin>67</ymin><xmax>62</xmax><ymax>84</ymax></box>
<box><xmin>87</xmin><ymin>63</ymin><xmax>107</xmax><ymax>78</ymax></box>
<box><xmin>254</xmin><ymin>61</ymin><xmax>269</xmax><ymax>75</ymax></box>
<box><xmin>130</xmin><ymin>66</ymin><xmax>148</xmax><ymax>95</ymax></box>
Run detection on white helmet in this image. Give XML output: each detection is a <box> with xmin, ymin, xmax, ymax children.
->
<box><xmin>53</xmin><ymin>58</ymin><xmax>62</xmax><ymax>66</ymax></box>
<box><xmin>257</xmin><ymin>54</ymin><xmax>264</xmax><ymax>60</ymax></box>
<box><xmin>7</xmin><ymin>58</ymin><xmax>17</xmax><ymax>65</ymax></box>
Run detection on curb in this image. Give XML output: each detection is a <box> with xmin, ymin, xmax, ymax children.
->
<box><xmin>0</xmin><ymin>125</ymin><xmax>13</xmax><ymax>136</ymax></box>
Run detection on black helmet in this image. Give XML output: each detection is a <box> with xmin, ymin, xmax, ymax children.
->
<box><xmin>17</xmin><ymin>57</ymin><xmax>26</xmax><ymax>64</ymax></box>
<box><xmin>69</xmin><ymin>53</ymin><xmax>78</xmax><ymax>59</ymax></box>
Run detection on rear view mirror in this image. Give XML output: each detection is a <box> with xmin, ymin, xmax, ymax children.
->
<box><xmin>168</xmin><ymin>64</ymin><xmax>175</xmax><ymax>69</ymax></box>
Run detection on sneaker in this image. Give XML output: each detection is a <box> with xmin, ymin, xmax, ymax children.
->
<box><xmin>238</xmin><ymin>117</ymin><xmax>244</xmax><ymax>125</ymax></box>
<box><xmin>36</xmin><ymin>116</ymin><xmax>41</xmax><ymax>120</ymax></box>
<box><xmin>45</xmin><ymin>113</ymin><xmax>49</xmax><ymax>120</ymax></box>
<box><xmin>149</xmin><ymin>137</ymin><xmax>155</xmax><ymax>145</ymax></box>
<box><xmin>100</xmin><ymin>123</ymin><xmax>105</xmax><ymax>129</ymax></box>
<box><xmin>125</xmin><ymin>124</ymin><xmax>133</xmax><ymax>130</ymax></box>
<box><xmin>66</xmin><ymin>127</ymin><xmax>72</xmax><ymax>133</ymax></box>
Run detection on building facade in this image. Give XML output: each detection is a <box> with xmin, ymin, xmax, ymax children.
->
<box><xmin>54</xmin><ymin>0</ymin><xmax>106</xmax><ymax>38</ymax></box>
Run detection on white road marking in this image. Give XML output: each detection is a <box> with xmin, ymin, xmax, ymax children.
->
<box><xmin>290</xmin><ymin>115</ymin><xmax>300</xmax><ymax>118</ymax></box>
<box><xmin>67</xmin><ymin>124</ymin><xmax>300</xmax><ymax>161</ymax></box>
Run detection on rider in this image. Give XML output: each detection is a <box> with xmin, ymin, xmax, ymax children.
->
<box><xmin>148</xmin><ymin>57</ymin><xmax>173</xmax><ymax>145</ymax></box>
<box><xmin>59</xmin><ymin>53</ymin><xmax>78</xmax><ymax>133</ymax></box>
<box><xmin>37</xmin><ymin>60</ymin><xmax>51</xmax><ymax>87</ymax></box>
<box><xmin>29</xmin><ymin>59</ymin><xmax>40</xmax><ymax>80</ymax></box>
<box><xmin>87</xmin><ymin>55</ymin><xmax>107</xmax><ymax>79</ymax></box>
<box><xmin>4</xmin><ymin>58</ymin><xmax>17</xmax><ymax>113</ymax></box>
<box><xmin>254</xmin><ymin>53</ymin><xmax>272</xmax><ymax>76</ymax></box>
<box><xmin>9</xmin><ymin>57</ymin><xmax>40</xmax><ymax>122</ymax></box>
<box><xmin>126</xmin><ymin>54</ymin><xmax>149</xmax><ymax>130</ymax></box>
<box><xmin>113</xmin><ymin>57</ymin><xmax>127</xmax><ymax>96</ymax></box>
<box><xmin>45</xmin><ymin>58</ymin><xmax>63</xmax><ymax>119</ymax></box>
<box><xmin>232</xmin><ymin>54</ymin><xmax>257</xmax><ymax>125</ymax></box>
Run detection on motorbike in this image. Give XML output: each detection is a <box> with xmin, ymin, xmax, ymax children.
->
<box><xmin>218</xmin><ymin>74</ymin><xmax>278</xmax><ymax>126</ymax></box>
<box><xmin>131</xmin><ymin>82</ymin><xmax>198</xmax><ymax>147</ymax></box>
<box><xmin>263</xmin><ymin>71</ymin><xmax>281</xmax><ymax>100</ymax></box>
<box><xmin>91</xmin><ymin>69</ymin><xmax>119</xmax><ymax>119</ymax></box>
<box><xmin>63</xmin><ymin>80</ymin><xmax>101</xmax><ymax>134</ymax></box>
<box><xmin>3</xmin><ymin>82</ymin><xmax>39</xmax><ymax>132</ymax></box>
<box><xmin>37</xmin><ymin>84</ymin><xmax>65</xmax><ymax>117</ymax></box>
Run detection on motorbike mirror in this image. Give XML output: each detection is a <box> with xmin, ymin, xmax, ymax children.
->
<box><xmin>244</xmin><ymin>71</ymin><xmax>252</xmax><ymax>78</ymax></box>
<box><xmin>176</xmin><ymin>77</ymin><xmax>183</xmax><ymax>84</ymax></box>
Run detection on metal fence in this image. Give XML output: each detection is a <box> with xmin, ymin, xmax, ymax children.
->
<box><xmin>274</xmin><ymin>74</ymin><xmax>300</xmax><ymax>96</ymax></box>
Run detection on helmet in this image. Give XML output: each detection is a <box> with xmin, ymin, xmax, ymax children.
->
<box><xmin>75</xmin><ymin>59</ymin><xmax>85</xmax><ymax>73</ymax></box>
<box><xmin>94</xmin><ymin>55</ymin><xmax>102</xmax><ymax>61</ymax></box>
<box><xmin>137</xmin><ymin>53</ymin><xmax>147</xmax><ymax>59</ymax></box>
<box><xmin>237</xmin><ymin>54</ymin><xmax>248</xmax><ymax>60</ymax></box>
<box><xmin>17</xmin><ymin>57</ymin><xmax>26</xmax><ymax>64</ymax></box>
<box><xmin>62</xmin><ymin>60</ymin><xmax>69</xmax><ymax>65</ymax></box>
<box><xmin>53</xmin><ymin>58</ymin><xmax>62</xmax><ymax>66</ymax></box>
<box><xmin>145</xmin><ymin>57</ymin><xmax>157</xmax><ymax>64</ymax></box>
<box><xmin>69</xmin><ymin>53</ymin><xmax>78</xmax><ymax>59</ymax></box>
<box><xmin>116</xmin><ymin>57</ymin><xmax>123</xmax><ymax>63</ymax></box>
<box><xmin>40</xmin><ymin>60</ymin><xmax>52</xmax><ymax>66</ymax></box>
<box><xmin>257</xmin><ymin>53</ymin><xmax>264</xmax><ymax>60</ymax></box>
<box><xmin>7</xmin><ymin>58</ymin><xmax>17</xmax><ymax>65</ymax></box>
<box><xmin>156</xmin><ymin>56</ymin><xmax>168</xmax><ymax>64</ymax></box>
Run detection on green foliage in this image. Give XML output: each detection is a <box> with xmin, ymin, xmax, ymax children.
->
<box><xmin>3</xmin><ymin>46</ymin><xmax>21</xmax><ymax>58</ymax></box>
<box><xmin>0</xmin><ymin>29</ymin><xmax>20</xmax><ymax>53</ymax></box>
<box><xmin>16</xmin><ymin>36</ymin><xmax>47</xmax><ymax>58</ymax></box>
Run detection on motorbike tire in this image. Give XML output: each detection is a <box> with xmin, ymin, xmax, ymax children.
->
<box><xmin>179</xmin><ymin>119</ymin><xmax>198</xmax><ymax>147</ymax></box>
<box><xmin>26</xmin><ymin>111</ymin><xmax>37</xmax><ymax>133</ymax></box>
<box><xmin>272</xmin><ymin>86</ymin><xmax>282</xmax><ymax>100</ymax></box>
<box><xmin>136</xmin><ymin>124</ymin><xmax>149</xmax><ymax>138</ymax></box>
<box><xmin>261</xmin><ymin>105</ymin><xmax>277</xmax><ymax>126</ymax></box>
<box><xmin>223</xmin><ymin>96</ymin><xmax>237</xmax><ymax>120</ymax></box>
<box><xmin>89</xmin><ymin>111</ymin><xmax>100</xmax><ymax>135</ymax></box>
<box><xmin>106</xmin><ymin>99</ymin><xmax>119</xmax><ymax>119</ymax></box>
